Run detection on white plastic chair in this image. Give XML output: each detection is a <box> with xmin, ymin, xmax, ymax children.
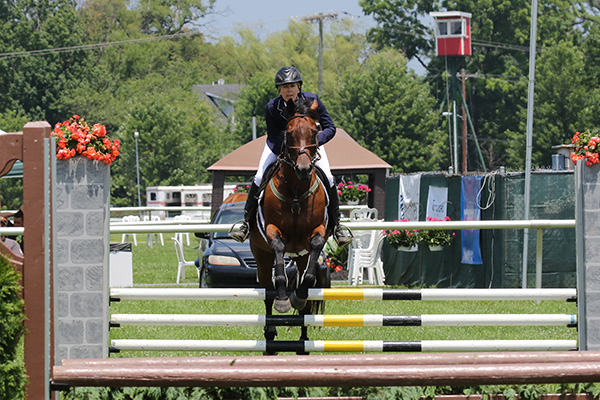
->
<box><xmin>348</xmin><ymin>230</ymin><xmax>386</xmax><ymax>286</ymax></box>
<box><xmin>349</xmin><ymin>207</ymin><xmax>378</xmax><ymax>221</ymax></box>
<box><xmin>174</xmin><ymin>215</ymin><xmax>192</xmax><ymax>246</ymax></box>
<box><xmin>347</xmin><ymin>208</ymin><xmax>380</xmax><ymax>285</ymax></box>
<box><xmin>144</xmin><ymin>215</ymin><xmax>164</xmax><ymax>247</ymax></box>
<box><xmin>120</xmin><ymin>215</ymin><xmax>139</xmax><ymax>246</ymax></box>
<box><xmin>172</xmin><ymin>236</ymin><xmax>196</xmax><ymax>283</ymax></box>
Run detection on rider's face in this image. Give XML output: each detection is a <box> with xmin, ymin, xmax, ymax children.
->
<box><xmin>278</xmin><ymin>83</ymin><xmax>300</xmax><ymax>102</ymax></box>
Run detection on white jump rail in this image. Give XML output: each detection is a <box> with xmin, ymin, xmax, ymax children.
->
<box><xmin>109</xmin><ymin>287</ymin><xmax>577</xmax><ymax>301</ymax></box>
<box><xmin>107</xmin><ymin>218</ymin><xmax>575</xmax><ymax>289</ymax></box>
<box><xmin>109</xmin><ymin>339</ymin><xmax>578</xmax><ymax>353</ymax></box>
<box><xmin>110</xmin><ymin>313</ymin><xmax>577</xmax><ymax>327</ymax></box>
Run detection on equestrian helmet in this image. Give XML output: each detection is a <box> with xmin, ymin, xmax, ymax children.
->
<box><xmin>275</xmin><ymin>66</ymin><xmax>302</xmax><ymax>88</ymax></box>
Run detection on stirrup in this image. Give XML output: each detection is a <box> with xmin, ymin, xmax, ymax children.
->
<box><xmin>229</xmin><ymin>220</ymin><xmax>249</xmax><ymax>243</ymax></box>
<box><xmin>334</xmin><ymin>224</ymin><xmax>353</xmax><ymax>247</ymax></box>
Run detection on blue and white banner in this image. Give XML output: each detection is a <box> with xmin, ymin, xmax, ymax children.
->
<box><xmin>426</xmin><ymin>186</ymin><xmax>448</xmax><ymax>220</ymax></box>
<box><xmin>398</xmin><ymin>174</ymin><xmax>421</xmax><ymax>222</ymax></box>
<box><xmin>461</xmin><ymin>176</ymin><xmax>483</xmax><ymax>265</ymax></box>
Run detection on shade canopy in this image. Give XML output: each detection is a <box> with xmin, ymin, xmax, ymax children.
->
<box><xmin>207</xmin><ymin>129</ymin><xmax>391</xmax><ymax>215</ymax></box>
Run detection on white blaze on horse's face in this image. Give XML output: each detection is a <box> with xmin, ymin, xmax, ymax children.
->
<box><xmin>286</xmin><ymin>117</ymin><xmax>318</xmax><ymax>181</ymax></box>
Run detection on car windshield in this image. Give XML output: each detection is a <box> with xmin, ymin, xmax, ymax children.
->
<box><xmin>214</xmin><ymin>206</ymin><xmax>244</xmax><ymax>239</ymax></box>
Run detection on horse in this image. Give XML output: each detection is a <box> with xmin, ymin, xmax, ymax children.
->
<box><xmin>249</xmin><ymin>97</ymin><xmax>331</xmax><ymax>350</ymax></box>
<box><xmin>223</xmin><ymin>191</ymin><xmax>248</xmax><ymax>204</ymax></box>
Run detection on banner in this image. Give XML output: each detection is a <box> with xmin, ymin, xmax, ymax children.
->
<box><xmin>398</xmin><ymin>174</ymin><xmax>421</xmax><ymax>221</ymax></box>
<box><xmin>461</xmin><ymin>176</ymin><xmax>483</xmax><ymax>264</ymax></box>
<box><xmin>426</xmin><ymin>186</ymin><xmax>448</xmax><ymax>220</ymax></box>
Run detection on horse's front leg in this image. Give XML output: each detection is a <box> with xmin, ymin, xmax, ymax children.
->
<box><xmin>291</xmin><ymin>233</ymin><xmax>326</xmax><ymax>310</ymax></box>
<box><xmin>270</xmin><ymin>234</ymin><xmax>290</xmax><ymax>313</ymax></box>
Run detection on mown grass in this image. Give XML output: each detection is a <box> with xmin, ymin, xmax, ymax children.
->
<box><xmin>109</xmin><ymin>234</ymin><xmax>578</xmax><ymax>359</ymax></box>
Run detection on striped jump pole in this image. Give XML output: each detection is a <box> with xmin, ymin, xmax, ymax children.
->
<box><xmin>109</xmin><ymin>288</ymin><xmax>577</xmax><ymax>302</ymax></box>
<box><xmin>109</xmin><ymin>313</ymin><xmax>578</xmax><ymax>327</ymax></box>
<box><xmin>110</xmin><ymin>339</ymin><xmax>578</xmax><ymax>353</ymax></box>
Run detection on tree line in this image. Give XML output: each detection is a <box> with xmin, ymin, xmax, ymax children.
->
<box><xmin>1</xmin><ymin>0</ymin><xmax>599</xmax><ymax>207</ymax></box>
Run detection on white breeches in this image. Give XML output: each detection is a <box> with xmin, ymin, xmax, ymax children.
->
<box><xmin>254</xmin><ymin>143</ymin><xmax>334</xmax><ymax>187</ymax></box>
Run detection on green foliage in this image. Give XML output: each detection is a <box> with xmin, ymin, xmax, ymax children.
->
<box><xmin>0</xmin><ymin>178</ymin><xmax>23</xmax><ymax>210</ymax></box>
<box><xmin>0</xmin><ymin>0</ymin><xmax>91</xmax><ymax>122</ymax></box>
<box><xmin>333</xmin><ymin>49</ymin><xmax>447</xmax><ymax>173</ymax></box>
<box><xmin>506</xmin><ymin>39</ymin><xmax>591</xmax><ymax>167</ymax></box>
<box><xmin>325</xmin><ymin>239</ymin><xmax>348</xmax><ymax>269</ymax></box>
<box><xmin>232</xmin><ymin>71</ymin><xmax>277</xmax><ymax>143</ymax></box>
<box><xmin>0</xmin><ymin>110</ymin><xmax>29</xmax><ymax>132</ymax></box>
<box><xmin>0</xmin><ymin>254</ymin><xmax>25</xmax><ymax>400</ymax></box>
<box><xmin>359</xmin><ymin>0</ymin><xmax>600</xmax><ymax>171</ymax></box>
<box><xmin>360</xmin><ymin>0</ymin><xmax>437</xmax><ymax>64</ymax></box>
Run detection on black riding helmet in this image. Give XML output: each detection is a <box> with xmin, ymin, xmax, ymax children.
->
<box><xmin>275</xmin><ymin>66</ymin><xmax>302</xmax><ymax>89</ymax></box>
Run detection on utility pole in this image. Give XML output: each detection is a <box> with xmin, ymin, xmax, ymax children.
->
<box><xmin>461</xmin><ymin>69</ymin><xmax>468</xmax><ymax>173</ymax></box>
<box><xmin>303</xmin><ymin>12</ymin><xmax>337</xmax><ymax>94</ymax></box>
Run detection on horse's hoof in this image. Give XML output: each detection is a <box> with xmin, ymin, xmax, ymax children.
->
<box><xmin>290</xmin><ymin>292</ymin><xmax>307</xmax><ymax>310</ymax></box>
<box><xmin>274</xmin><ymin>298</ymin><xmax>291</xmax><ymax>313</ymax></box>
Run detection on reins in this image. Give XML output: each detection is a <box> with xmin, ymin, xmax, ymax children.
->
<box><xmin>269</xmin><ymin>113</ymin><xmax>322</xmax><ymax>215</ymax></box>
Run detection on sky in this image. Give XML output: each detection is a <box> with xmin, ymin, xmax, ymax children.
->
<box><xmin>204</xmin><ymin>0</ymin><xmax>375</xmax><ymax>40</ymax></box>
<box><xmin>203</xmin><ymin>1</ymin><xmax>427</xmax><ymax>75</ymax></box>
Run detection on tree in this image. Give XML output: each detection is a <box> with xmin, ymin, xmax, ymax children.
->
<box><xmin>505</xmin><ymin>39</ymin><xmax>591</xmax><ymax>167</ymax></box>
<box><xmin>358</xmin><ymin>0</ymin><xmax>599</xmax><ymax>170</ymax></box>
<box><xmin>109</xmin><ymin>80</ymin><xmax>225</xmax><ymax>206</ymax></box>
<box><xmin>360</xmin><ymin>0</ymin><xmax>437</xmax><ymax>70</ymax></box>
<box><xmin>333</xmin><ymin>50</ymin><xmax>448</xmax><ymax>173</ymax></box>
<box><xmin>0</xmin><ymin>0</ymin><xmax>90</xmax><ymax>122</ymax></box>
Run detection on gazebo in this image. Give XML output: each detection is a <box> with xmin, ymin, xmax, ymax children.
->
<box><xmin>207</xmin><ymin>129</ymin><xmax>392</xmax><ymax>216</ymax></box>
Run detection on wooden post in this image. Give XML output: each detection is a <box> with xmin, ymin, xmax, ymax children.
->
<box><xmin>22</xmin><ymin>121</ymin><xmax>52</xmax><ymax>400</ymax></box>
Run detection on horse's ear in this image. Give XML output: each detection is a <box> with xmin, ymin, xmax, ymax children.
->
<box><xmin>309</xmin><ymin>100</ymin><xmax>318</xmax><ymax>113</ymax></box>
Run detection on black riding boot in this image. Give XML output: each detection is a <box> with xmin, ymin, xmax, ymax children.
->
<box><xmin>327</xmin><ymin>183</ymin><xmax>353</xmax><ymax>247</ymax></box>
<box><xmin>230</xmin><ymin>183</ymin><xmax>260</xmax><ymax>243</ymax></box>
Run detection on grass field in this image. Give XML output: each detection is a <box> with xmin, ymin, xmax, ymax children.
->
<box><xmin>109</xmin><ymin>233</ymin><xmax>578</xmax><ymax>359</ymax></box>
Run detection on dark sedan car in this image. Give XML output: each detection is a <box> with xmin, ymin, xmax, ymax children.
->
<box><xmin>197</xmin><ymin>200</ymin><xmax>329</xmax><ymax>288</ymax></box>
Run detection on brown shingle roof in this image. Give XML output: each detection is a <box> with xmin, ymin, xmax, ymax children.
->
<box><xmin>208</xmin><ymin>128</ymin><xmax>391</xmax><ymax>172</ymax></box>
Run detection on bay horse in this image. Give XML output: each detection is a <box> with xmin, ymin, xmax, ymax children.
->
<box><xmin>249</xmin><ymin>98</ymin><xmax>331</xmax><ymax>348</ymax></box>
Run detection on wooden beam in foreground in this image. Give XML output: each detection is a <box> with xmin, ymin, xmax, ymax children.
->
<box><xmin>53</xmin><ymin>351</ymin><xmax>600</xmax><ymax>388</ymax></box>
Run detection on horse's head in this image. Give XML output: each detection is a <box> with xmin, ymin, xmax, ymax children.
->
<box><xmin>283</xmin><ymin>99</ymin><xmax>320</xmax><ymax>181</ymax></box>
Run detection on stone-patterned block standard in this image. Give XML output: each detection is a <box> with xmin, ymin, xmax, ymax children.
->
<box><xmin>577</xmin><ymin>163</ymin><xmax>600</xmax><ymax>350</ymax></box>
<box><xmin>53</xmin><ymin>157</ymin><xmax>110</xmax><ymax>362</ymax></box>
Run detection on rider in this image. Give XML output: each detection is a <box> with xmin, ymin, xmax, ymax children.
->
<box><xmin>230</xmin><ymin>66</ymin><xmax>352</xmax><ymax>247</ymax></box>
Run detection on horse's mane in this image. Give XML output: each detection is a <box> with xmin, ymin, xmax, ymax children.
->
<box><xmin>292</xmin><ymin>98</ymin><xmax>319</xmax><ymax>122</ymax></box>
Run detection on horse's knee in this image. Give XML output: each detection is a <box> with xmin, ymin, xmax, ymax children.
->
<box><xmin>310</xmin><ymin>234</ymin><xmax>326</xmax><ymax>252</ymax></box>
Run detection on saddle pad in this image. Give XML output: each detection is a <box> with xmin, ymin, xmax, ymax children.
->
<box><xmin>256</xmin><ymin>177</ymin><xmax>329</xmax><ymax>257</ymax></box>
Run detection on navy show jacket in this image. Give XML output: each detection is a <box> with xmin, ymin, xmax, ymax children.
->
<box><xmin>264</xmin><ymin>91</ymin><xmax>336</xmax><ymax>155</ymax></box>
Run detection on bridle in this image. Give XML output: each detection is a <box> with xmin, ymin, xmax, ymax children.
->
<box><xmin>279</xmin><ymin>114</ymin><xmax>321</xmax><ymax>170</ymax></box>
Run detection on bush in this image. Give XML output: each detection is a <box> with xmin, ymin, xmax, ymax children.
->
<box><xmin>0</xmin><ymin>254</ymin><xmax>26</xmax><ymax>400</ymax></box>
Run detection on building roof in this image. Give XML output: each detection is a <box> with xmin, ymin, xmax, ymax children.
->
<box><xmin>208</xmin><ymin>128</ymin><xmax>392</xmax><ymax>172</ymax></box>
<box><xmin>193</xmin><ymin>82</ymin><xmax>244</xmax><ymax>123</ymax></box>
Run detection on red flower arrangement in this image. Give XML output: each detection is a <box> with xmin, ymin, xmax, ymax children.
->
<box><xmin>325</xmin><ymin>257</ymin><xmax>343</xmax><ymax>272</ymax></box>
<box><xmin>52</xmin><ymin>115</ymin><xmax>120</xmax><ymax>165</ymax></box>
<box><xmin>571</xmin><ymin>130</ymin><xmax>600</xmax><ymax>166</ymax></box>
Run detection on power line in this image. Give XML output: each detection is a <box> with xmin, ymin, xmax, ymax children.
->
<box><xmin>0</xmin><ymin>31</ymin><xmax>202</xmax><ymax>60</ymax></box>
<box><xmin>0</xmin><ymin>14</ymin><xmax>534</xmax><ymax>61</ymax></box>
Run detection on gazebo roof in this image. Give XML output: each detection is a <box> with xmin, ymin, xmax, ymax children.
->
<box><xmin>208</xmin><ymin>128</ymin><xmax>391</xmax><ymax>172</ymax></box>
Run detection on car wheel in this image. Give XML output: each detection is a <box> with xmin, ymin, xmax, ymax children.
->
<box><xmin>199</xmin><ymin>267</ymin><xmax>209</xmax><ymax>288</ymax></box>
